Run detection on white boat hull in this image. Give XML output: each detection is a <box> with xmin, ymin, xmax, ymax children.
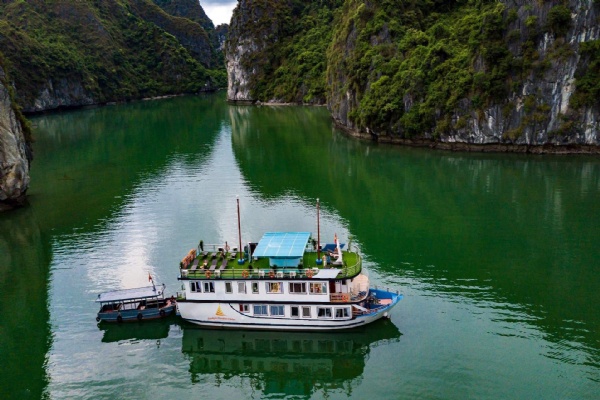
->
<box><xmin>177</xmin><ymin>290</ymin><xmax>402</xmax><ymax>331</ymax></box>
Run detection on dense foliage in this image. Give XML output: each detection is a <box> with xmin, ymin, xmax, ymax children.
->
<box><xmin>0</xmin><ymin>0</ymin><xmax>226</xmax><ymax>108</ymax></box>
<box><xmin>231</xmin><ymin>0</ymin><xmax>598</xmax><ymax>141</ymax></box>
<box><xmin>230</xmin><ymin>0</ymin><xmax>343</xmax><ymax>104</ymax></box>
<box><xmin>326</xmin><ymin>0</ymin><xmax>587</xmax><ymax>137</ymax></box>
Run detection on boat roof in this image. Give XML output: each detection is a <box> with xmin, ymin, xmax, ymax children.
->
<box><xmin>96</xmin><ymin>285</ymin><xmax>164</xmax><ymax>303</ymax></box>
<box><xmin>313</xmin><ymin>268</ymin><xmax>342</xmax><ymax>278</ymax></box>
<box><xmin>252</xmin><ymin>232</ymin><xmax>311</xmax><ymax>258</ymax></box>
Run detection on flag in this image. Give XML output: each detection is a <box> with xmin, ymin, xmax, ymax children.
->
<box><xmin>148</xmin><ymin>273</ymin><xmax>152</xmax><ymax>282</ymax></box>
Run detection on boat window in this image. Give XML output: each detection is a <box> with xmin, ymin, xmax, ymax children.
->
<box><xmin>239</xmin><ymin>304</ymin><xmax>250</xmax><ymax>313</ymax></box>
<box><xmin>225</xmin><ymin>282</ymin><xmax>233</xmax><ymax>293</ymax></box>
<box><xmin>289</xmin><ymin>282</ymin><xmax>306</xmax><ymax>294</ymax></box>
<box><xmin>291</xmin><ymin>306</ymin><xmax>299</xmax><ymax>318</ymax></box>
<box><xmin>317</xmin><ymin>307</ymin><xmax>332</xmax><ymax>318</ymax></box>
<box><xmin>253</xmin><ymin>305</ymin><xmax>268</xmax><ymax>315</ymax></box>
<box><xmin>335</xmin><ymin>307</ymin><xmax>350</xmax><ymax>318</ymax></box>
<box><xmin>270</xmin><ymin>305</ymin><xmax>284</xmax><ymax>316</ymax></box>
<box><xmin>266</xmin><ymin>282</ymin><xmax>282</xmax><ymax>293</ymax></box>
<box><xmin>203</xmin><ymin>281</ymin><xmax>215</xmax><ymax>293</ymax></box>
<box><xmin>302</xmin><ymin>306</ymin><xmax>311</xmax><ymax>318</ymax></box>
<box><xmin>309</xmin><ymin>282</ymin><xmax>327</xmax><ymax>294</ymax></box>
<box><xmin>252</xmin><ymin>282</ymin><xmax>259</xmax><ymax>294</ymax></box>
<box><xmin>237</xmin><ymin>282</ymin><xmax>246</xmax><ymax>294</ymax></box>
<box><xmin>190</xmin><ymin>281</ymin><xmax>200</xmax><ymax>292</ymax></box>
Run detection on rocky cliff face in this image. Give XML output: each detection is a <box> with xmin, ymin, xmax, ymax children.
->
<box><xmin>152</xmin><ymin>0</ymin><xmax>215</xmax><ymax>31</ymax></box>
<box><xmin>327</xmin><ymin>0</ymin><xmax>600</xmax><ymax>148</ymax></box>
<box><xmin>226</xmin><ymin>0</ymin><xmax>600</xmax><ymax>150</ymax></box>
<box><xmin>0</xmin><ymin>67</ymin><xmax>31</xmax><ymax>209</ymax></box>
<box><xmin>225</xmin><ymin>0</ymin><xmax>336</xmax><ymax>104</ymax></box>
<box><xmin>0</xmin><ymin>0</ymin><xmax>225</xmax><ymax>113</ymax></box>
<box><xmin>225</xmin><ymin>0</ymin><xmax>280</xmax><ymax>102</ymax></box>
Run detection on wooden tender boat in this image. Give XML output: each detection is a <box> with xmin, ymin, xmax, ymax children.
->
<box><xmin>96</xmin><ymin>283</ymin><xmax>176</xmax><ymax>323</ymax></box>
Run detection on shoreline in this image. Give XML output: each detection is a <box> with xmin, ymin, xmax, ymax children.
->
<box><xmin>334</xmin><ymin>123</ymin><xmax>600</xmax><ymax>155</ymax></box>
<box><xmin>23</xmin><ymin>89</ymin><xmax>223</xmax><ymax>116</ymax></box>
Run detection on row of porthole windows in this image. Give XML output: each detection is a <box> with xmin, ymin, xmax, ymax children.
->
<box><xmin>238</xmin><ymin>304</ymin><xmax>351</xmax><ymax>319</ymax></box>
<box><xmin>191</xmin><ymin>281</ymin><xmax>328</xmax><ymax>295</ymax></box>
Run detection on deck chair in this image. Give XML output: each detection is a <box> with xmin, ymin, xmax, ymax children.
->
<box><xmin>209</xmin><ymin>258</ymin><xmax>218</xmax><ymax>271</ymax></box>
<box><xmin>220</xmin><ymin>257</ymin><xmax>228</xmax><ymax>270</ymax></box>
<box><xmin>191</xmin><ymin>258</ymin><xmax>200</xmax><ymax>271</ymax></box>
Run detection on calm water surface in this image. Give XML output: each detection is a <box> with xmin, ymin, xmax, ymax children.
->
<box><xmin>1</xmin><ymin>93</ymin><xmax>599</xmax><ymax>399</ymax></box>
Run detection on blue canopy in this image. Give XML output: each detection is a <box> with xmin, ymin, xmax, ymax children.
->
<box><xmin>253</xmin><ymin>232</ymin><xmax>310</xmax><ymax>259</ymax></box>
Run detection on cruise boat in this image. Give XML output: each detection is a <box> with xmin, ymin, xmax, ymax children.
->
<box><xmin>176</xmin><ymin>228</ymin><xmax>402</xmax><ymax>331</ymax></box>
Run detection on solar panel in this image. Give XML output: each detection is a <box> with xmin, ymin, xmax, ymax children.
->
<box><xmin>252</xmin><ymin>232</ymin><xmax>311</xmax><ymax>258</ymax></box>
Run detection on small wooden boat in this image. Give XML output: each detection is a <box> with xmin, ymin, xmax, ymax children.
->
<box><xmin>96</xmin><ymin>283</ymin><xmax>176</xmax><ymax>323</ymax></box>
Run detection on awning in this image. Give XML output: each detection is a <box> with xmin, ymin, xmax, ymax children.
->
<box><xmin>252</xmin><ymin>232</ymin><xmax>311</xmax><ymax>258</ymax></box>
<box><xmin>96</xmin><ymin>285</ymin><xmax>164</xmax><ymax>302</ymax></box>
<box><xmin>313</xmin><ymin>268</ymin><xmax>342</xmax><ymax>279</ymax></box>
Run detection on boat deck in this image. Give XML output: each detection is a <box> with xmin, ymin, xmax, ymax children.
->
<box><xmin>180</xmin><ymin>250</ymin><xmax>360</xmax><ymax>280</ymax></box>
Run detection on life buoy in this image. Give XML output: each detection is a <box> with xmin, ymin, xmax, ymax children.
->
<box><xmin>306</xmin><ymin>269</ymin><xmax>314</xmax><ymax>278</ymax></box>
<box><xmin>159</xmin><ymin>309</ymin><xmax>166</xmax><ymax>317</ymax></box>
<box><xmin>137</xmin><ymin>313</ymin><xmax>143</xmax><ymax>321</ymax></box>
<box><xmin>242</xmin><ymin>270</ymin><xmax>249</xmax><ymax>278</ymax></box>
<box><xmin>205</xmin><ymin>270</ymin><xmax>211</xmax><ymax>278</ymax></box>
<box><xmin>269</xmin><ymin>271</ymin><xmax>275</xmax><ymax>279</ymax></box>
<box><xmin>117</xmin><ymin>314</ymin><xmax>123</xmax><ymax>323</ymax></box>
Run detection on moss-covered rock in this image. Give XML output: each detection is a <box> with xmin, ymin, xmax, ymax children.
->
<box><xmin>227</xmin><ymin>0</ymin><xmax>600</xmax><ymax>148</ymax></box>
<box><xmin>0</xmin><ymin>0</ymin><xmax>227</xmax><ymax>112</ymax></box>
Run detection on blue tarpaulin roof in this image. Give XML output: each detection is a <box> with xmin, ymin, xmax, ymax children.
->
<box><xmin>252</xmin><ymin>232</ymin><xmax>310</xmax><ymax>258</ymax></box>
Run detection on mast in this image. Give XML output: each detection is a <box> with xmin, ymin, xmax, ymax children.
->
<box><xmin>237</xmin><ymin>196</ymin><xmax>243</xmax><ymax>262</ymax></box>
<box><xmin>317</xmin><ymin>198</ymin><xmax>321</xmax><ymax>261</ymax></box>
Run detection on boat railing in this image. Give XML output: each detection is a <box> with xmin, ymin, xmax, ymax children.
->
<box><xmin>339</xmin><ymin>252</ymin><xmax>361</xmax><ymax>279</ymax></box>
<box><xmin>178</xmin><ymin>250</ymin><xmax>362</xmax><ymax>280</ymax></box>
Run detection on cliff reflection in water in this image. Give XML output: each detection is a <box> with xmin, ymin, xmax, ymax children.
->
<box><xmin>229</xmin><ymin>104</ymin><xmax>600</xmax><ymax>373</ymax></box>
<box><xmin>181</xmin><ymin>320</ymin><xmax>401</xmax><ymax>397</ymax></box>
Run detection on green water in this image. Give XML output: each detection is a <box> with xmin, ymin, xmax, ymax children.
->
<box><xmin>1</xmin><ymin>93</ymin><xmax>599</xmax><ymax>399</ymax></box>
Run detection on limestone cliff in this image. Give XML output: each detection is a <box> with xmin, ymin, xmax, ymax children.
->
<box><xmin>226</xmin><ymin>0</ymin><xmax>600</xmax><ymax>150</ymax></box>
<box><xmin>152</xmin><ymin>0</ymin><xmax>215</xmax><ymax>31</ymax></box>
<box><xmin>225</xmin><ymin>0</ymin><xmax>281</xmax><ymax>102</ymax></box>
<box><xmin>225</xmin><ymin>0</ymin><xmax>336</xmax><ymax>103</ymax></box>
<box><xmin>327</xmin><ymin>0</ymin><xmax>600</xmax><ymax>148</ymax></box>
<box><xmin>0</xmin><ymin>67</ymin><xmax>31</xmax><ymax>209</ymax></box>
<box><xmin>0</xmin><ymin>0</ymin><xmax>226</xmax><ymax>112</ymax></box>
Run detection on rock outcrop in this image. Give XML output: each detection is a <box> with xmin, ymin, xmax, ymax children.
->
<box><xmin>0</xmin><ymin>67</ymin><xmax>31</xmax><ymax>209</ymax></box>
<box><xmin>225</xmin><ymin>0</ymin><xmax>279</xmax><ymax>102</ymax></box>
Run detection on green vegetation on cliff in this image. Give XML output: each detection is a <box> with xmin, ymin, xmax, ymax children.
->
<box><xmin>0</xmin><ymin>0</ymin><xmax>226</xmax><ymax>110</ymax></box>
<box><xmin>230</xmin><ymin>0</ymin><xmax>342</xmax><ymax>104</ymax></box>
<box><xmin>230</xmin><ymin>0</ymin><xmax>599</xmax><ymax>143</ymax></box>
<box><xmin>326</xmin><ymin>0</ymin><xmax>596</xmax><ymax>138</ymax></box>
<box><xmin>0</xmin><ymin>52</ymin><xmax>32</xmax><ymax>143</ymax></box>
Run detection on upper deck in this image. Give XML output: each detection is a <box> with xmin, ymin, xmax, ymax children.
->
<box><xmin>178</xmin><ymin>248</ymin><xmax>361</xmax><ymax>281</ymax></box>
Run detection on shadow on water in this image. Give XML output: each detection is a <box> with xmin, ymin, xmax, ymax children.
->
<box><xmin>0</xmin><ymin>206</ymin><xmax>51</xmax><ymax>399</ymax></box>
<box><xmin>229</xmin><ymin>104</ymin><xmax>600</xmax><ymax>374</ymax></box>
<box><xmin>97</xmin><ymin>317</ymin><xmax>175</xmax><ymax>343</ymax></box>
<box><xmin>181</xmin><ymin>319</ymin><xmax>401</xmax><ymax>398</ymax></box>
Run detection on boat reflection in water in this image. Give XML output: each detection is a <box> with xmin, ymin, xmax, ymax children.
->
<box><xmin>181</xmin><ymin>319</ymin><xmax>401</xmax><ymax>397</ymax></box>
<box><xmin>98</xmin><ymin>319</ymin><xmax>172</xmax><ymax>343</ymax></box>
